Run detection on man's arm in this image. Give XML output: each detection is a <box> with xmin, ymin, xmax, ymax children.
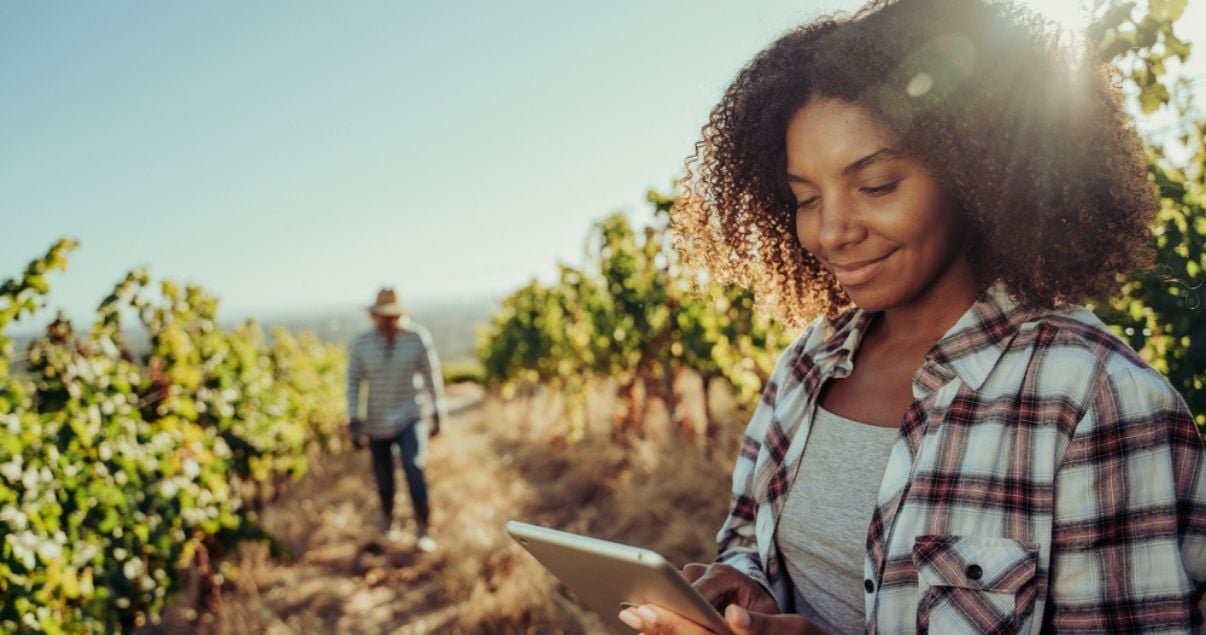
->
<box><xmin>415</xmin><ymin>327</ymin><xmax>447</xmax><ymax>434</ymax></box>
<box><xmin>346</xmin><ymin>337</ymin><xmax>364</xmax><ymax>433</ymax></box>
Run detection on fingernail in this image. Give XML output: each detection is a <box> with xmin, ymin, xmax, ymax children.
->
<box><xmin>618</xmin><ymin>609</ymin><xmax>642</xmax><ymax>630</ymax></box>
<box><xmin>637</xmin><ymin>605</ymin><xmax>658</xmax><ymax>623</ymax></box>
<box><xmin>726</xmin><ymin>604</ymin><xmax>750</xmax><ymax>628</ymax></box>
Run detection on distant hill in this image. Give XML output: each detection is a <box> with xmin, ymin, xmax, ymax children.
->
<box><xmin>6</xmin><ymin>297</ymin><xmax>499</xmax><ymax>372</ymax></box>
<box><xmin>260</xmin><ymin>298</ymin><xmax>497</xmax><ymax>364</ymax></box>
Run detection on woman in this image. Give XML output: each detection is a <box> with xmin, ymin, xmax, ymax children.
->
<box><xmin>619</xmin><ymin>0</ymin><xmax>1205</xmax><ymax>633</ymax></box>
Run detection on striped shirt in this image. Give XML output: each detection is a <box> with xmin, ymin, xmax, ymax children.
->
<box><xmin>346</xmin><ymin>320</ymin><xmax>447</xmax><ymax>439</ymax></box>
<box><xmin>716</xmin><ymin>284</ymin><xmax>1206</xmax><ymax>633</ymax></box>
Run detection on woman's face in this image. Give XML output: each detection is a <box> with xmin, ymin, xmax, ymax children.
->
<box><xmin>786</xmin><ymin>98</ymin><xmax>973</xmax><ymax>314</ymax></box>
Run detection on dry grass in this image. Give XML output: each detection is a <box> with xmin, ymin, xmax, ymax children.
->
<box><xmin>144</xmin><ymin>382</ymin><xmax>743</xmax><ymax>634</ymax></box>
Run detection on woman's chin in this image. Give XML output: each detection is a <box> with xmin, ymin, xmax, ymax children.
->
<box><xmin>841</xmin><ymin>285</ymin><xmax>895</xmax><ymax>313</ymax></box>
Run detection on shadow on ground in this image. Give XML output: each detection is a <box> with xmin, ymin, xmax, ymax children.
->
<box><xmin>144</xmin><ymin>383</ymin><xmax>742</xmax><ymax>634</ymax></box>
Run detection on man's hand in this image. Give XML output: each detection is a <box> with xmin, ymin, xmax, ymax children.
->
<box><xmin>348</xmin><ymin>419</ymin><xmax>366</xmax><ymax>449</ymax></box>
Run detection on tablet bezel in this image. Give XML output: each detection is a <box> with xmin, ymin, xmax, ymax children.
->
<box><xmin>506</xmin><ymin>520</ymin><xmax>732</xmax><ymax>634</ymax></box>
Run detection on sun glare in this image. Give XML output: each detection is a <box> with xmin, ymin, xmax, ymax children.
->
<box><xmin>1017</xmin><ymin>0</ymin><xmax>1090</xmax><ymax>35</ymax></box>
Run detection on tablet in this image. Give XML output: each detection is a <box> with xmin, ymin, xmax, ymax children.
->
<box><xmin>506</xmin><ymin>520</ymin><xmax>732</xmax><ymax>634</ymax></box>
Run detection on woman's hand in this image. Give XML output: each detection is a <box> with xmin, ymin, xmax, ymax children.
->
<box><xmin>616</xmin><ymin>562</ymin><xmax>821</xmax><ymax>634</ymax></box>
<box><xmin>681</xmin><ymin>562</ymin><xmax>778</xmax><ymax>615</ymax></box>
<box><xmin>618</xmin><ymin>602</ymin><xmax>818</xmax><ymax>634</ymax></box>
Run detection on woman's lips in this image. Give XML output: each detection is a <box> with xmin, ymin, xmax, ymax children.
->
<box><xmin>828</xmin><ymin>251</ymin><xmax>894</xmax><ymax>286</ymax></box>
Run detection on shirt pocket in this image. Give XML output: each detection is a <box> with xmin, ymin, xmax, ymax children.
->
<box><xmin>912</xmin><ymin>535</ymin><xmax>1039</xmax><ymax>635</ymax></box>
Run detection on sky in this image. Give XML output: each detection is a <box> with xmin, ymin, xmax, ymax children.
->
<box><xmin>2</xmin><ymin>0</ymin><xmax>1203</xmax><ymax>330</ymax></box>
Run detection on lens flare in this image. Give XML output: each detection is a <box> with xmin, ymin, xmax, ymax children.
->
<box><xmin>907</xmin><ymin>72</ymin><xmax>935</xmax><ymax>97</ymax></box>
<box><xmin>1017</xmin><ymin>0</ymin><xmax>1089</xmax><ymax>34</ymax></box>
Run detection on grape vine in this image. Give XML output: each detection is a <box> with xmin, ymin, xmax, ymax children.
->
<box><xmin>477</xmin><ymin>192</ymin><xmax>793</xmax><ymax>441</ymax></box>
<box><xmin>0</xmin><ymin>240</ymin><xmax>345</xmax><ymax>633</ymax></box>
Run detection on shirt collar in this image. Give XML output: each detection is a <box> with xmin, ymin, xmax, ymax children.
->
<box><xmin>923</xmin><ymin>282</ymin><xmax>1029</xmax><ymax>392</ymax></box>
<box><xmin>814</xmin><ymin>282</ymin><xmax>1029</xmax><ymax>393</ymax></box>
<box><xmin>811</xmin><ymin>307</ymin><xmax>874</xmax><ymax>375</ymax></box>
<box><xmin>372</xmin><ymin>316</ymin><xmax>412</xmax><ymax>340</ymax></box>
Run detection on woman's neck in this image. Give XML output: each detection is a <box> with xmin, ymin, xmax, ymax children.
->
<box><xmin>873</xmin><ymin>265</ymin><xmax>980</xmax><ymax>351</ymax></box>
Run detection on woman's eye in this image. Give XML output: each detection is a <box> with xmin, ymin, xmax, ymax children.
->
<box><xmin>861</xmin><ymin>181</ymin><xmax>900</xmax><ymax>197</ymax></box>
<box><xmin>795</xmin><ymin>196</ymin><xmax>820</xmax><ymax>211</ymax></box>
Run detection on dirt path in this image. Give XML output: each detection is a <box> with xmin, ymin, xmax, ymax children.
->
<box><xmin>150</xmin><ymin>383</ymin><xmax>735</xmax><ymax>634</ymax></box>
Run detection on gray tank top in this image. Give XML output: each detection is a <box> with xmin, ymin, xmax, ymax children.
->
<box><xmin>775</xmin><ymin>405</ymin><xmax>899</xmax><ymax>634</ymax></box>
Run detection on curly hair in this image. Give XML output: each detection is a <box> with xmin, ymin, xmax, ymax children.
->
<box><xmin>674</xmin><ymin>0</ymin><xmax>1154</xmax><ymax>327</ymax></box>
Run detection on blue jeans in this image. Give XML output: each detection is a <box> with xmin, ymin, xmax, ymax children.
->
<box><xmin>368</xmin><ymin>421</ymin><xmax>429</xmax><ymax>526</ymax></box>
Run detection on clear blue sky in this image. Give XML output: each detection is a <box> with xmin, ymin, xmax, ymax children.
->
<box><xmin>2</xmin><ymin>1</ymin><xmax>1201</xmax><ymax>328</ymax></box>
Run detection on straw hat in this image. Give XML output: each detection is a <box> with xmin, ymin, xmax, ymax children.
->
<box><xmin>369</xmin><ymin>288</ymin><xmax>404</xmax><ymax>317</ymax></box>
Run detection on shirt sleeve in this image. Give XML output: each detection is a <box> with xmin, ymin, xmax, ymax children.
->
<box><xmin>346</xmin><ymin>337</ymin><xmax>363</xmax><ymax>422</ymax></box>
<box><xmin>1045</xmin><ymin>364</ymin><xmax>1206</xmax><ymax>632</ymax></box>
<box><xmin>715</xmin><ymin>333</ymin><xmax>810</xmax><ymax>601</ymax></box>
<box><xmin>415</xmin><ymin>327</ymin><xmax>447</xmax><ymax>425</ymax></box>
<box><xmin>715</xmin><ymin>390</ymin><xmax>776</xmax><ymax>593</ymax></box>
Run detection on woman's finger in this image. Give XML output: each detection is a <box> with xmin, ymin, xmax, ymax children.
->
<box><xmin>725</xmin><ymin>605</ymin><xmax>816</xmax><ymax>635</ymax></box>
<box><xmin>691</xmin><ymin>564</ymin><xmax>740</xmax><ymax>606</ymax></box>
<box><xmin>617</xmin><ymin>603</ymin><xmax>718</xmax><ymax>635</ymax></box>
<box><xmin>682</xmin><ymin>562</ymin><xmax>709</xmax><ymax>583</ymax></box>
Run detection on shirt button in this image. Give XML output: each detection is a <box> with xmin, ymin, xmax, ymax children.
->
<box><xmin>864</xmin><ymin>579</ymin><xmax>875</xmax><ymax>593</ymax></box>
<box><xmin>966</xmin><ymin>564</ymin><xmax>983</xmax><ymax>581</ymax></box>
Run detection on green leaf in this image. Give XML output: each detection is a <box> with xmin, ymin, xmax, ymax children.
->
<box><xmin>1139</xmin><ymin>81</ymin><xmax>1171</xmax><ymax>113</ymax></box>
<box><xmin>26</xmin><ymin>275</ymin><xmax>48</xmax><ymax>294</ymax></box>
<box><xmin>1165</xmin><ymin>32</ymin><xmax>1192</xmax><ymax>61</ymax></box>
<box><xmin>1149</xmin><ymin>0</ymin><xmax>1188</xmax><ymax>23</ymax></box>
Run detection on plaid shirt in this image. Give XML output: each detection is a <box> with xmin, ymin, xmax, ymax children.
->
<box><xmin>716</xmin><ymin>285</ymin><xmax>1206</xmax><ymax>633</ymax></box>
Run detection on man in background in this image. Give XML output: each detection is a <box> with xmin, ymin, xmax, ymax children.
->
<box><xmin>347</xmin><ymin>288</ymin><xmax>446</xmax><ymax>551</ymax></box>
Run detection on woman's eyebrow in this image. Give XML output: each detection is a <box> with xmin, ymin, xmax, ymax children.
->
<box><xmin>786</xmin><ymin>148</ymin><xmax>904</xmax><ymax>184</ymax></box>
<box><xmin>842</xmin><ymin>148</ymin><xmax>903</xmax><ymax>176</ymax></box>
<box><xmin>785</xmin><ymin>172</ymin><xmax>814</xmax><ymax>185</ymax></box>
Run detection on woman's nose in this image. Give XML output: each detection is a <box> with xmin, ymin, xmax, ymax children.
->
<box><xmin>817</xmin><ymin>197</ymin><xmax>863</xmax><ymax>252</ymax></box>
